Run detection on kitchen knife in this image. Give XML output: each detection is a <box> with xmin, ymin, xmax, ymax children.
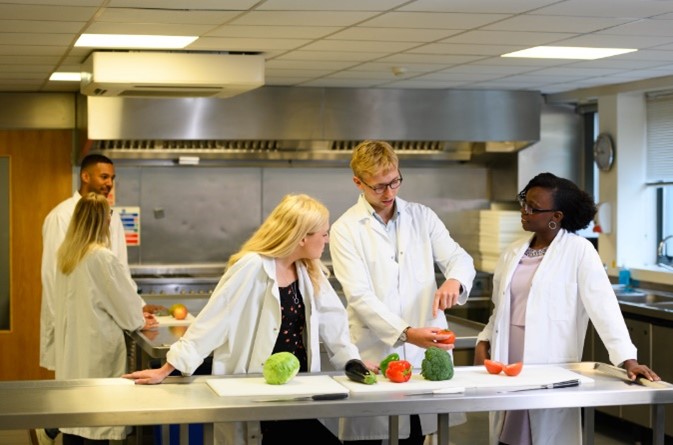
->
<box><xmin>593</xmin><ymin>362</ymin><xmax>669</xmax><ymax>388</ymax></box>
<box><xmin>498</xmin><ymin>379</ymin><xmax>580</xmax><ymax>393</ymax></box>
<box><xmin>253</xmin><ymin>393</ymin><xmax>349</xmax><ymax>403</ymax></box>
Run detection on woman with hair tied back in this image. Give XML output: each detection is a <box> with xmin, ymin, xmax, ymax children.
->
<box><xmin>54</xmin><ymin>192</ymin><xmax>157</xmax><ymax>445</ymax></box>
<box><xmin>475</xmin><ymin>172</ymin><xmax>659</xmax><ymax>445</ymax></box>
<box><xmin>124</xmin><ymin>194</ymin><xmax>367</xmax><ymax>445</ymax></box>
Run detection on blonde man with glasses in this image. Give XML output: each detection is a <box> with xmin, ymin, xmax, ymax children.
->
<box><xmin>330</xmin><ymin>140</ymin><xmax>476</xmax><ymax>445</ymax></box>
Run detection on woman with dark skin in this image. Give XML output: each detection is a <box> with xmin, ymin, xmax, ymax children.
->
<box><xmin>474</xmin><ymin>172</ymin><xmax>659</xmax><ymax>445</ymax></box>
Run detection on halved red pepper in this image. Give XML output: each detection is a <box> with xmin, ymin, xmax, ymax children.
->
<box><xmin>385</xmin><ymin>360</ymin><xmax>413</xmax><ymax>383</ymax></box>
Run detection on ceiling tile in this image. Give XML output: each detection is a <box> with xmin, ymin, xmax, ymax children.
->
<box><xmin>328</xmin><ymin>27</ymin><xmax>460</xmax><ymax>42</ymax></box>
<box><xmin>533</xmin><ymin>0</ymin><xmax>673</xmax><ymax>18</ymax></box>
<box><xmin>108</xmin><ymin>0</ymin><xmax>258</xmax><ymax>9</ymax></box>
<box><xmin>84</xmin><ymin>22</ymin><xmax>213</xmax><ymax>35</ymax></box>
<box><xmin>555</xmin><ymin>33</ymin><xmax>673</xmax><ymax>48</ymax></box>
<box><xmin>0</xmin><ymin>33</ymin><xmax>74</xmax><ymax>46</ymax></box>
<box><xmin>0</xmin><ymin>19</ymin><xmax>85</xmax><ymax>33</ymax></box>
<box><xmin>188</xmin><ymin>37</ymin><xmax>309</xmax><ymax>51</ymax></box>
<box><xmin>0</xmin><ymin>4</ymin><xmax>97</xmax><ymax>21</ymax></box>
<box><xmin>275</xmin><ymin>50</ymin><xmax>387</xmax><ymax>62</ymax></box>
<box><xmin>97</xmin><ymin>8</ymin><xmax>240</xmax><ymax>25</ymax></box>
<box><xmin>207</xmin><ymin>25</ymin><xmax>341</xmax><ymax>39</ymax></box>
<box><xmin>483</xmin><ymin>15</ymin><xmax>633</xmax><ymax>33</ymax></box>
<box><xmin>398</xmin><ymin>0</ymin><xmax>558</xmax><ymax>14</ymax></box>
<box><xmin>441</xmin><ymin>30</ymin><xmax>575</xmax><ymax>46</ymax></box>
<box><xmin>266</xmin><ymin>59</ymin><xmax>360</xmax><ymax>70</ymax></box>
<box><xmin>300</xmin><ymin>40</ymin><xmax>420</xmax><ymax>53</ymax></box>
<box><xmin>361</xmin><ymin>12</ymin><xmax>510</xmax><ymax>29</ymax></box>
<box><xmin>257</xmin><ymin>0</ymin><xmax>409</xmax><ymax>11</ymax></box>
<box><xmin>230</xmin><ymin>11</ymin><xmax>379</xmax><ymax>27</ymax></box>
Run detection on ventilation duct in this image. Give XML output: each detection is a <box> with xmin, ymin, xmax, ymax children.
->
<box><xmin>81</xmin><ymin>51</ymin><xmax>264</xmax><ymax>99</ymax></box>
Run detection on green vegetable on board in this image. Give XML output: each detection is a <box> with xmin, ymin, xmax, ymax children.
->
<box><xmin>420</xmin><ymin>346</ymin><xmax>454</xmax><ymax>381</ymax></box>
<box><xmin>263</xmin><ymin>352</ymin><xmax>300</xmax><ymax>385</ymax></box>
<box><xmin>379</xmin><ymin>353</ymin><xmax>400</xmax><ymax>375</ymax></box>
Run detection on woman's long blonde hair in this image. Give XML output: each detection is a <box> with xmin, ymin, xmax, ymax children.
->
<box><xmin>228</xmin><ymin>194</ymin><xmax>329</xmax><ymax>292</ymax></box>
<box><xmin>57</xmin><ymin>192</ymin><xmax>111</xmax><ymax>275</ymax></box>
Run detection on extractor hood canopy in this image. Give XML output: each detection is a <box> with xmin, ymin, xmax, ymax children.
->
<box><xmin>83</xmin><ymin>87</ymin><xmax>541</xmax><ymax>164</ymax></box>
<box><xmin>81</xmin><ymin>51</ymin><xmax>265</xmax><ymax>99</ymax></box>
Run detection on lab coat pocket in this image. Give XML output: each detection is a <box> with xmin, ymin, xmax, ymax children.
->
<box><xmin>547</xmin><ymin>282</ymin><xmax>577</xmax><ymax>321</ymax></box>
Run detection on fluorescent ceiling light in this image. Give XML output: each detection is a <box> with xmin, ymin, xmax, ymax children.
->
<box><xmin>75</xmin><ymin>34</ymin><xmax>197</xmax><ymax>49</ymax></box>
<box><xmin>49</xmin><ymin>72</ymin><xmax>81</xmax><ymax>81</ymax></box>
<box><xmin>502</xmin><ymin>46</ymin><xmax>637</xmax><ymax>60</ymax></box>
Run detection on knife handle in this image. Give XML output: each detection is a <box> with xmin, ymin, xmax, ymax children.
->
<box><xmin>311</xmin><ymin>393</ymin><xmax>348</xmax><ymax>401</ymax></box>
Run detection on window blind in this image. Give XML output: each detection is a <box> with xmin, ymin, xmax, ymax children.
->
<box><xmin>646</xmin><ymin>96</ymin><xmax>673</xmax><ymax>184</ymax></box>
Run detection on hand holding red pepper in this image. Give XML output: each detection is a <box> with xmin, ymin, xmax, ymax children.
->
<box><xmin>385</xmin><ymin>360</ymin><xmax>413</xmax><ymax>383</ymax></box>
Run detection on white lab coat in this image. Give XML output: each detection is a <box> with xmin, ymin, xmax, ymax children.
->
<box><xmin>40</xmin><ymin>191</ymin><xmax>129</xmax><ymax>370</ymax></box>
<box><xmin>476</xmin><ymin>229</ymin><xmax>637</xmax><ymax>445</ymax></box>
<box><xmin>166</xmin><ymin>253</ymin><xmax>361</xmax><ymax>445</ymax></box>
<box><xmin>329</xmin><ymin>195</ymin><xmax>476</xmax><ymax>441</ymax></box>
<box><xmin>54</xmin><ymin>246</ymin><xmax>145</xmax><ymax>440</ymax></box>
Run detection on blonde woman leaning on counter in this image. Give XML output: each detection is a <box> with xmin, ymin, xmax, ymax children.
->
<box><xmin>474</xmin><ymin>172</ymin><xmax>659</xmax><ymax>445</ymax></box>
<box><xmin>124</xmin><ymin>194</ymin><xmax>369</xmax><ymax>445</ymax></box>
<box><xmin>54</xmin><ymin>193</ymin><xmax>157</xmax><ymax>445</ymax></box>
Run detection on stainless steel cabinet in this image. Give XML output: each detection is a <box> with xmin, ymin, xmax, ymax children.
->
<box><xmin>651</xmin><ymin>323</ymin><xmax>673</xmax><ymax>437</ymax></box>
<box><xmin>622</xmin><ymin>318</ymin><xmax>652</xmax><ymax>428</ymax></box>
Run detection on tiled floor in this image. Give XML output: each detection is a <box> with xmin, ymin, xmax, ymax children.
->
<box><xmin>11</xmin><ymin>414</ymin><xmax>673</xmax><ymax>444</ymax></box>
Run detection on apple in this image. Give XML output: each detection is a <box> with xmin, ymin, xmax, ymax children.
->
<box><xmin>170</xmin><ymin>303</ymin><xmax>188</xmax><ymax>320</ymax></box>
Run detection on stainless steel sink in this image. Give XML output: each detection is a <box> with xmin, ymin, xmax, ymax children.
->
<box><xmin>616</xmin><ymin>292</ymin><xmax>673</xmax><ymax>305</ymax></box>
<box><xmin>647</xmin><ymin>301</ymin><xmax>673</xmax><ymax>309</ymax></box>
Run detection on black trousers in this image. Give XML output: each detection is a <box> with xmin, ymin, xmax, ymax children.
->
<box><xmin>62</xmin><ymin>433</ymin><xmax>109</xmax><ymax>445</ymax></box>
<box><xmin>261</xmin><ymin>419</ymin><xmax>342</xmax><ymax>445</ymax></box>
<box><xmin>343</xmin><ymin>414</ymin><xmax>425</xmax><ymax>445</ymax></box>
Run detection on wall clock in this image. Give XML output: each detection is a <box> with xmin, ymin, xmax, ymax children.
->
<box><xmin>593</xmin><ymin>133</ymin><xmax>615</xmax><ymax>172</ymax></box>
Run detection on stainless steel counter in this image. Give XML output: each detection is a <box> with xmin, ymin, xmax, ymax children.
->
<box><xmin>1</xmin><ymin>362</ymin><xmax>672</xmax><ymax>445</ymax></box>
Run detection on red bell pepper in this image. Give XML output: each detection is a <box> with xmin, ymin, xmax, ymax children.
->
<box><xmin>385</xmin><ymin>360</ymin><xmax>413</xmax><ymax>383</ymax></box>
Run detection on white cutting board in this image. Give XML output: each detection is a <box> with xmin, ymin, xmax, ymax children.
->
<box><xmin>155</xmin><ymin>313</ymin><xmax>195</xmax><ymax>326</ymax></box>
<box><xmin>334</xmin><ymin>365</ymin><xmax>592</xmax><ymax>394</ymax></box>
<box><xmin>207</xmin><ymin>375</ymin><xmax>349</xmax><ymax>398</ymax></box>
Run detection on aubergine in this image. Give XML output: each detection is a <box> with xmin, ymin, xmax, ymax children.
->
<box><xmin>345</xmin><ymin>359</ymin><xmax>378</xmax><ymax>385</ymax></box>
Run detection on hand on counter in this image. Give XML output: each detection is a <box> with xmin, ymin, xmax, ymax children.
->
<box><xmin>142</xmin><ymin>312</ymin><xmax>159</xmax><ymax>330</ymax></box>
<box><xmin>124</xmin><ymin>362</ymin><xmax>176</xmax><ymax>385</ymax></box>
<box><xmin>622</xmin><ymin>359</ymin><xmax>661</xmax><ymax>382</ymax></box>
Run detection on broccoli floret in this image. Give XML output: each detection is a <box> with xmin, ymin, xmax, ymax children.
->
<box><xmin>421</xmin><ymin>346</ymin><xmax>454</xmax><ymax>381</ymax></box>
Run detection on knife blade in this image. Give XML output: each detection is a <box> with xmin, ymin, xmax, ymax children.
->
<box><xmin>498</xmin><ymin>379</ymin><xmax>580</xmax><ymax>393</ymax></box>
<box><xmin>253</xmin><ymin>393</ymin><xmax>349</xmax><ymax>403</ymax></box>
<box><xmin>593</xmin><ymin>362</ymin><xmax>669</xmax><ymax>388</ymax></box>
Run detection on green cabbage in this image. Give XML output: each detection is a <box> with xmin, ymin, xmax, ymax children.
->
<box><xmin>263</xmin><ymin>352</ymin><xmax>300</xmax><ymax>385</ymax></box>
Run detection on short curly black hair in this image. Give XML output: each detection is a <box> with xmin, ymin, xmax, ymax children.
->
<box><xmin>520</xmin><ymin>172</ymin><xmax>597</xmax><ymax>233</ymax></box>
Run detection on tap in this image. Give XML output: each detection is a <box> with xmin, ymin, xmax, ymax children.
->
<box><xmin>657</xmin><ymin>235</ymin><xmax>673</xmax><ymax>266</ymax></box>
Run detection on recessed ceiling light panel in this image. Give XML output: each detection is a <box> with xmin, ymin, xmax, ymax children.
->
<box><xmin>502</xmin><ymin>46</ymin><xmax>637</xmax><ymax>60</ymax></box>
<box><xmin>75</xmin><ymin>34</ymin><xmax>197</xmax><ymax>49</ymax></box>
<box><xmin>50</xmin><ymin>72</ymin><xmax>81</xmax><ymax>81</ymax></box>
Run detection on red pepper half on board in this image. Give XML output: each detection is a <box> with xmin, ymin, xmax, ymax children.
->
<box><xmin>385</xmin><ymin>360</ymin><xmax>413</xmax><ymax>383</ymax></box>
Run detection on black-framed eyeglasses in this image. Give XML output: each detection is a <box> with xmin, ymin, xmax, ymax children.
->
<box><xmin>517</xmin><ymin>192</ymin><xmax>555</xmax><ymax>215</ymax></box>
<box><xmin>359</xmin><ymin>174</ymin><xmax>403</xmax><ymax>194</ymax></box>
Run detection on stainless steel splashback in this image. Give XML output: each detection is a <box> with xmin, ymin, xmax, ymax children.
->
<box><xmin>85</xmin><ymin>87</ymin><xmax>541</xmax><ymax>164</ymax></box>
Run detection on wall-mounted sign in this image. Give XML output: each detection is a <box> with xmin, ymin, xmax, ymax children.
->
<box><xmin>115</xmin><ymin>206</ymin><xmax>140</xmax><ymax>246</ymax></box>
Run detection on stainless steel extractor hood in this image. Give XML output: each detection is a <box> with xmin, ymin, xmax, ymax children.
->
<box><xmin>82</xmin><ymin>87</ymin><xmax>541</xmax><ymax>165</ymax></box>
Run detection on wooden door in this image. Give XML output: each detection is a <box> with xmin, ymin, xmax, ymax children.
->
<box><xmin>0</xmin><ymin>130</ymin><xmax>72</xmax><ymax>380</ymax></box>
